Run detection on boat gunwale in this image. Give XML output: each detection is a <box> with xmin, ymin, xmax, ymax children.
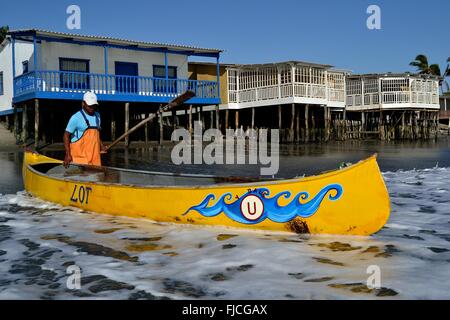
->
<box><xmin>24</xmin><ymin>152</ymin><xmax>379</xmax><ymax>190</ymax></box>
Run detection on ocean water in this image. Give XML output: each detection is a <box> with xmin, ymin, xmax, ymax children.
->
<box><xmin>0</xmin><ymin>166</ymin><xmax>449</xmax><ymax>299</ymax></box>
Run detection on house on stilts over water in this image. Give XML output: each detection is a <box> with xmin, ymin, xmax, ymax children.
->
<box><xmin>345</xmin><ymin>73</ymin><xmax>440</xmax><ymax>140</ymax></box>
<box><xmin>0</xmin><ymin>29</ymin><xmax>222</xmax><ymax>147</ymax></box>
<box><xmin>223</xmin><ymin>61</ymin><xmax>348</xmax><ymax>142</ymax></box>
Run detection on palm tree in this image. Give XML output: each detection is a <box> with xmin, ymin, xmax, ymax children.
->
<box><xmin>0</xmin><ymin>25</ymin><xmax>9</xmax><ymax>43</ymax></box>
<box><xmin>409</xmin><ymin>54</ymin><xmax>441</xmax><ymax>76</ymax></box>
<box><xmin>442</xmin><ymin>57</ymin><xmax>450</xmax><ymax>94</ymax></box>
<box><xmin>445</xmin><ymin>57</ymin><xmax>450</xmax><ymax>78</ymax></box>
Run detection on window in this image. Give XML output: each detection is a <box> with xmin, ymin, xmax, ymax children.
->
<box><xmin>0</xmin><ymin>72</ymin><xmax>3</xmax><ymax>95</ymax></box>
<box><xmin>22</xmin><ymin>61</ymin><xmax>29</xmax><ymax>74</ymax></box>
<box><xmin>153</xmin><ymin>65</ymin><xmax>177</xmax><ymax>93</ymax></box>
<box><xmin>153</xmin><ymin>65</ymin><xmax>177</xmax><ymax>79</ymax></box>
<box><xmin>59</xmin><ymin>58</ymin><xmax>90</xmax><ymax>90</ymax></box>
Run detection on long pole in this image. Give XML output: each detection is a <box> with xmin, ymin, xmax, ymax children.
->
<box><xmin>105</xmin><ymin>91</ymin><xmax>195</xmax><ymax>151</ymax></box>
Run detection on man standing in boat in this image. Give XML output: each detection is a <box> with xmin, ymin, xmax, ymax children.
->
<box><xmin>63</xmin><ymin>91</ymin><xmax>107</xmax><ymax>167</ymax></box>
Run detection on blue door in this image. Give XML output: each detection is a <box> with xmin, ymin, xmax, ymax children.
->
<box><xmin>115</xmin><ymin>62</ymin><xmax>138</xmax><ymax>93</ymax></box>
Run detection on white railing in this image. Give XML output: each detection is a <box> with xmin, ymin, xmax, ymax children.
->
<box><xmin>328</xmin><ymin>88</ymin><xmax>345</xmax><ymax>102</ymax></box>
<box><xmin>347</xmin><ymin>90</ymin><xmax>439</xmax><ymax>108</ymax></box>
<box><xmin>229</xmin><ymin>80</ymin><xmax>344</xmax><ymax>105</ymax></box>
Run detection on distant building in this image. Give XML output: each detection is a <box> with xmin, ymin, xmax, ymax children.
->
<box><xmin>188</xmin><ymin>61</ymin><xmax>348</xmax><ymax>142</ymax></box>
<box><xmin>226</xmin><ymin>61</ymin><xmax>347</xmax><ymax>110</ymax></box>
<box><xmin>346</xmin><ymin>73</ymin><xmax>440</xmax><ymax>111</ymax></box>
<box><xmin>345</xmin><ymin>73</ymin><xmax>440</xmax><ymax>140</ymax></box>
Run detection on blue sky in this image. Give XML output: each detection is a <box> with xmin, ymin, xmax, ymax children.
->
<box><xmin>1</xmin><ymin>0</ymin><xmax>449</xmax><ymax>74</ymax></box>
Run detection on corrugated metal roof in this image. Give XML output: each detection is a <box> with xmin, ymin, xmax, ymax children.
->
<box><xmin>229</xmin><ymin>60</ymin><xmax>334</xmax><ymax>69</ymax></box>
<box><xmin>347</xmin><ymin>72</ymin><xmax>441</xmax><ymax>80</ymax></box>
<box><xmin>8</xmin><ymin>29</ymin><xmax>223</xmax><ymax>54</ymax></box>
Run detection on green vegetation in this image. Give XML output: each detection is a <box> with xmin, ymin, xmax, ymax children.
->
<box><xmin>409</xmin><ymin>54</ymin><xmax>441</xmax><ymax>76</ymax></box>
<box><xmin>0</xmin><ymin>25</ymin><xmax>9</xmax><ymax>43</ymax></box>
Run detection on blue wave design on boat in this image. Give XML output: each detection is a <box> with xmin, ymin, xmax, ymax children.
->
<box><xmin>182</xmin><ymin>184</ymin><xmax>343</xmax><ymax>224</ymax></box>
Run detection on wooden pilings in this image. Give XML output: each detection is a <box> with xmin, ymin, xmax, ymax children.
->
<box><xmin>341</xmin><ymin>109</ymin><xmax>439</xmax><ymax>141</ymax></box>
<box><xmin>10</xmin><ymin>99</ymin><xmax>441</xmax><ymax>147</ymax></box>
<box><xmin>13</xmin><ymin>105</ymin><xmax>19</xmax><ymax>142</ymax></box>
<box><xmin>215</xmin><ymin>105</ymin><xmax>220</xmax><ymax>130</ymax></box>
<box><xmin>188</xmin><ymin>105</ymin><xmax>193</xmax><ymax>136</ymax></box>
<box><xmin>225</xmin><ymin>110</ymin><xmax>229</xmax><ymax>130</ymax></box>
<box><xmin>159</xmin><ymin>104</ymin><xmax>163</xmax><ymax>145</ymax></box>
<box><xmin>251</xmin><ymin>107</ymin><xmax>255</xmax><ymax>130</ymax></box>
<box><xmin>111</xmin><ymin>111</ymin><xmax>116</xmax><ymax>141</ymax></box>
<box><xmin>295</xmin><ymin>105</ymin><xmax>300</xmax><ymax>142</ymax></box>
<box><xmin>34</xmin><ymin>99</ymin><xmax>39</xmax><ymax>148</ymax></box>
<box><xmin>144</xmin><ymin>112</ymin><xmax>149</xmax><ymax>143</ymax></box>
<box><xmin>124</xmin><ymin>102</ymin><xmax>130</xmax><ymax>147</ymax></box>
<box><xmin>278</xmin><ymin>105</ymin><xmax>282</xmax><ymax>129</ymax></box>
<box><xmin>324</xmin><ymin>107</ymin><xmax>330</xmax><ymax>142</ymax></box>
<box><xmin>22</xmin><ymin>103</ymin><xmax>28</xmax><ymax>143</ymax></box>
<box><xmin>304</xmin><ymin>104</ymin><xmax>309</xmax><ymax>143</ymax></box>
<box><xmin>289</xmin><ymin>103</ymin><xmax>295</xmax><ymax>142</ymax></box>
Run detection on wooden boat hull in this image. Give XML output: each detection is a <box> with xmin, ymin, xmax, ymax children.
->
<box><xmin>22</xmin><ymin>151</ymin><xmax>390</xmax><ymax>235</ymax></box>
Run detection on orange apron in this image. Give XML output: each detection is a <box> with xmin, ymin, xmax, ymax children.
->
<box><xmin>70</xmin><ymin>110</ymin><xmax>102</xmax><ymax>166</ymax></box>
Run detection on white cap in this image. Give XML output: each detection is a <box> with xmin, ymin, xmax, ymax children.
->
<box><xmin>83</xmin><ymin>91</ymin><xmax>98</xmax><ymax>106</ymax></box>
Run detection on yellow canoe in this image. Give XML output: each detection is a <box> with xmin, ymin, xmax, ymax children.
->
<box><xmin>22</xmin><ymin>150</ymin><xmax>390</xmax><ymax>236</ymax></box>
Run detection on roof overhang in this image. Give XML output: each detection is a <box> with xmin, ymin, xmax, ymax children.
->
<box><xmin>8</xmin><ymin>29</ymin><xmax>222</xmax><ymax>58</ymax></box>
<box><xmin>347</xmin><ymin>73</ymin><xmax>441</xmax><ymax>80</ymax></box>
<box><xmin>229</xmin><ymin>60</ymin><xmax>334</xmax><ymax>69</ymax></box>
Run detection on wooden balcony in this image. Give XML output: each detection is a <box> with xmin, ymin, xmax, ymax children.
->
<box><xmin>13</xmin><ymin>70</ymin><xmax>220</xmax><ymax>105</ymax></box>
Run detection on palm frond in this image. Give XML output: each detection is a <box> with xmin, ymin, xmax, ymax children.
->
<box><xmin>429</xmin><ymin>64</ymin><xmax>441</xmax><ymax>76</ymax></box>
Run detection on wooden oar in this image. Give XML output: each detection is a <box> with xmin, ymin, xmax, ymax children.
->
<box><xmin>105</xmin><ymin>90</ymin><xmax>195</xmax><ymax>151</ymax></box>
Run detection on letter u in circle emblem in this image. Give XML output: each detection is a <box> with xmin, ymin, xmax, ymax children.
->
<box><xmin>240</xmin><ymin>194</ymin><xmax>264</xmax><ymax>221</ymax></box>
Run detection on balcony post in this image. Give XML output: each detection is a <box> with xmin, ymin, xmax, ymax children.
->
<box><xmin>33</xmin><ymin>34</ymin><xmax>38</xmax><ymax>70</ymax></box>
<box><xmin>104</xmin><ymin>46</ymin><xmax>108</xmax><ymax>93</ymax></box>
<box><xmin>277</xmin><ymin>67</ymin><xmax>281</xmax><ymax>99</ymax></box>
<box><xmin>236</xmin><ymin>70</ymin><xmax>240</xmax><ymax>103</ymax></box>
<box><xmin>216</xmin><ymin>55</ymin><xmax>220</xmax><ymax>99</ymax></box>
<box><xmin>164</xmin><ymin>51</ymin><xmax>168</xmax><ymax>80</ymax></box>
<box><xmin>12</xmin><ymin>37</ymin><xmax>16</xmax><ymax>97</ymax></box>
<box><xmin>33</xmin><ymin>34</ymin><xmax>38</xmax><ymax>91</ymax></box>
<box><xmin>292</xmin><ymin>65</ymin><xmax>295</xmax><ymax>97</ymax></box>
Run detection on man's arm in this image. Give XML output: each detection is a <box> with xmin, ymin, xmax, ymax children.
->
<box><xmin>100</xmin><ymin>138</ymin><xmax>107</xmax><ymax>154</ymax></box>
<box><xmin>63</xmin><ymin>131</ymin><xmax>72</xmax><ymax>167</ymax></box>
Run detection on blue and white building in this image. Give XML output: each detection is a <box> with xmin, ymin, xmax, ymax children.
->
<box><xmin>0</xmin><ymin>29</ymin><xmax>222</xmax><ymax>115</ymax></box>
<box><xmin>0</xmin><ymin>29</ymin><xmax>222</xmax><ymax>144</ymax></box>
